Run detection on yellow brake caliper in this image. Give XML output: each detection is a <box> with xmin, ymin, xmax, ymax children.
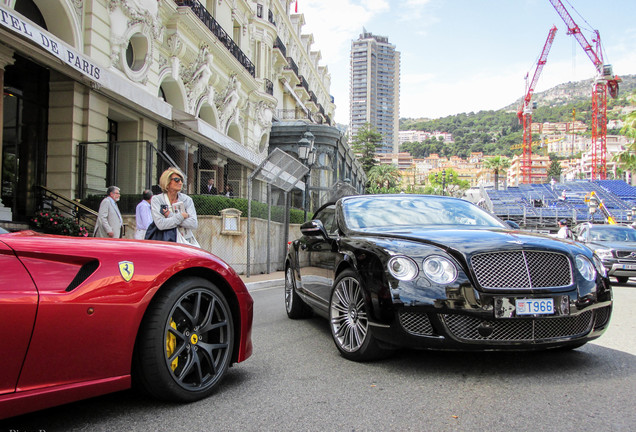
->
<box><xmin>166</xmin><ymin>319</ymin><xmax>178</xmax><ymax>371</ymax></box>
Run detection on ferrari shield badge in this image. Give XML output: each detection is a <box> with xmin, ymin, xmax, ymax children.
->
<box><xmin>118</xmin><ymin>261</ymin><xmax>134</xmax><ymax>282</ymax></box>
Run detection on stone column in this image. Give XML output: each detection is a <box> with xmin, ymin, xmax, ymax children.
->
<box><xmin>0</xmin><ymin>45</ymin><xmax>15</xmax><ymax>221</ymax></box>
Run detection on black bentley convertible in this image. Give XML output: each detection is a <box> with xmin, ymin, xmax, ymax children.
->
<box><xmin>284</xmin><ymin>195</ymin><xmax>612</xmax><ymax>361</ymax></box>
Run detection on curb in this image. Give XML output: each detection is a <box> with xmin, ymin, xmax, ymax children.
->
<box><xmin>244</xmin><ymin>278</ymin><xmax>285</xmax><ymax>291</ymax></box>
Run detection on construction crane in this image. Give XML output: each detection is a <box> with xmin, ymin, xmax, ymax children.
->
<box><xmin>548</xmin><ymin>0</ymin><xmax>621</xmax><ymax>180</ymax></box>
<box><xmin>517</xmin><ymin>26</ymin><xmax>558</xmax><ymax>184</ymax></box>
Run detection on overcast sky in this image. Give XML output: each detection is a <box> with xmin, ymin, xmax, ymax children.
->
<box><xmin>297</xmin><ymin>0</ymin><xmax>636</xmax><ymax>124</ymax></box>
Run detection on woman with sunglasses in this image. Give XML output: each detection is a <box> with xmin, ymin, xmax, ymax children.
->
<box><xmin>149</xmin><ymin>167</ymin><xmax>199</xmax><ymax>246</ymax></box>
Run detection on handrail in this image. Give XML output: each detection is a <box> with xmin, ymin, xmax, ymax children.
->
<box><xmin>37</xmin><ymin>185</ymin><xmax>98</xmax><ymax>233</ymax></box>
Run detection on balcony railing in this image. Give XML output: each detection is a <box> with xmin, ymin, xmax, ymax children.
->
<box><xmin>297</xmin><ymin>75</ymin><xmax>309</xmax><ymax>93</ymax></box>
<box><xmin>309</xmin><ymin>90</ymin><xmax>318</xmax><ymax>104</ymax></box>
<box><xmin>176</xmin><ymin>0</ymin><xmax>255</xmax><ymax>77</ymax></box>
<box><xmin>274</xmin><ymin>36</ymin><xmax>286</xmax><ymax>57</ymax></box>
<box><xmin>264</xmin><ymin>78</ymin><xmax>273</xmax><ymax>95</ymax></box>
<box><xmin>277</xmin><ymin>108</ymin><xmax>313</xmax><ymax>122</ymax></box>
<box><xmin>285</xmin><ymin>57</ymin><xmax>299</xmax><ymax>77</ymax></box>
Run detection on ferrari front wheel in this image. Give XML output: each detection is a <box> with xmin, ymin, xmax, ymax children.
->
<box><xmin>134</xmin><ymin>277</ymin><xmax>234</xmax><ymax>402</ymax></box>
<box><xmin>329</xmin><ymin>269</ymin><xmax>391</xmax><ymax>361</ymax></box>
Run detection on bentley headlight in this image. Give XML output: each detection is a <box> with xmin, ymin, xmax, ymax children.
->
<box><xmin>388</xmin><ymin>256</ymin><xmax>419</xmax><ymax>281</ymax></box>
<box><xmin>593</xmin><ymin>248</ymin><xmax>613</xmax><ymax>260</ymax></box>
<box><xmin>592</xmin><ymin>254</ymin><xmax>607</xmax><ymax>278</ymax></box>
<box><xmin>576</xmin><ymin>255</ymin><xmax>596</xmax><ymax>281</ymax></box>
<box><xmin>422</xmin><ymin>255</ymin><xmax>457</xmax><ymax>284</ymax></box>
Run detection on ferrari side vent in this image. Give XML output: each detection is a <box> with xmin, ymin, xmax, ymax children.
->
<box><xmin>66</xmin><ymin>260</ymin><xmax>99</xmax><ymax>292</ymax></box>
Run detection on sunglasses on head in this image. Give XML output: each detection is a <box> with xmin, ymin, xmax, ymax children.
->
<box><xmin>171</xmin><ymin>177</ymin><xmax>183</xmax><ymax>183</ymax></box>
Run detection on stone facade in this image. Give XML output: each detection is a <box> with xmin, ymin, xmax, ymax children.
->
<box><xmin>0</xmin><ymin>0</ymin><xmax>358</xmax><ymax>223</ymax></box>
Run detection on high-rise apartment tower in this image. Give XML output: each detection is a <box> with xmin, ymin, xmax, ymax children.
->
<box><xmin>349</xmin><ymin>30</ymin><xmax>400</xmax><ymax>154</ymax></box>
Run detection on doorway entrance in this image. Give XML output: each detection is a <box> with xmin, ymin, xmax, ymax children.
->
<box><xmin>2</xmin><ymin>55</ymin><xmax>49</xmax><ymax>222</ymax></box>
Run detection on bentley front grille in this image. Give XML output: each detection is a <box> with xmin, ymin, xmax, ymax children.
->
<box><xmin>593</xmin><ymin>306</ymin><xmax>611</xmax><ymax>329</ymax></box>
<box><xmin>440</xmin><ymin>311</ymin><xmax>593</xmax><ymax>342</ymax></box>
<box><xmin>399</xmin><ymin>311</ymin><xmax>434</xmax><ymax>336</ymax></box>
<box><xmin>470</xmin><ymin>251</ymin><xmax>572</xmax><ymax>289</ymax></box>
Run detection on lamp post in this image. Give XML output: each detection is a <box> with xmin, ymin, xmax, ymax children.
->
<box><xmin>297</xmin><ymin>131</ymin><xmax>315</xmax><ymax>221</ymax></box>
<box><xmin>435</xmin><ymin>169</ymin><xmax>453</xmax><ymax>196</ymax></box>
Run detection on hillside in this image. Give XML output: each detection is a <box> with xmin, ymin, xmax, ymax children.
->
<box><xmin>502</xmin><ymin>74</ymin><xmax>636</xmax><ymax>112</ymax></box>
<box><xmin>399</xmin><ymin>75</ymin><xmax>636</xmax><ymax>160</ymax></box>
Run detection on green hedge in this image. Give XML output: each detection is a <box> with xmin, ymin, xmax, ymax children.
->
<box><xmin>191</xmin><ymin>195</ymin><xmax>309</xmax><ymax>224</ymax></box>
<box><xmin>82</xmin><ymin>194</ymin><xmax>309</xmax><ymax>224</ymax></box>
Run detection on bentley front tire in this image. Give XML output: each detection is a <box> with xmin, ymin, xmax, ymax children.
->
<box><xmin>329</xmin><ymin>269</ymin><xmax>391</xmax><ymax>361</ymax></box>
<box><xmin>134</xmin><ymin>277</ymin><xmax>234</xmax><ymax>402</ymax></box>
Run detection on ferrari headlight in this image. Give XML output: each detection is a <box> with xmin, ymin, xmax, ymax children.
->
<box><xmin>388</xmin><ymin>256</ymin><xmax>419</xmax><ymax>281</ymax></box>
<box><xmin>593</xmin><ymin>248</ymin><xmax>613</xmax><ymax>260</ymax></box>
<box><xmin>576</xmin><ymin>254</ymin><xmax>596</xmax><ymax>281</ymax></box>
<box><xmin>592</xmin><ymin>254</ymin><xmax>607</xmax><ymax>278</ymax></box>
<box><xmin>423</xmin><ymin>255</ymin><xmax>458</xmax><ymax>284</ymax></box>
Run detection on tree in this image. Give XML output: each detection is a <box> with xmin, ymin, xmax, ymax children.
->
<box><xmin>547</xmin><ymin>160</ymin><xmax>562</xmax><ymax>180</ymax></box>
<box><xmin>427</xmin><ymin>168</ymin><xmax>469</xmax><ymax>197</ymax></box>
<box><xmin>367</xmin><ymin>164</ymin><xmax>401</xmax><ymax>193</ymax></box>
<box><xmin>483</xmin><ymin>156</ymin><xmax>511</xmax><ymax>190</ymax></box>
<box><xmin>351</xmin><ymin>122</ymin><xmax>383</xmax><ymax>173</ymax></box>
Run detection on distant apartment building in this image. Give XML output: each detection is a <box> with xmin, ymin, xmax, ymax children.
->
<box><xmin>398</xmin><ymin>130</ymin><xmax>453</xmax><ymax>145</ymax></box>
<box><xmin>376</xmin><ymin>152</ymin><xmax>414</xmax><ymax>170</ymax></box>
<box><xmin>562</xmin><ymin>137</ymin><xmax>628</xmax><ymax>181</ymax></box>
<box><xmin>507</xmin><ymin>154</ymin><xmax>550</xmax><ymax>186</ymax></box>
<box><xmin>350</xmin><ymin>30</ymin><xmax>400</xmax><ymax>154</ymax></box>
<box><xmin>531</xmin><ymin>121</ymin><xmax>587</xmax><ymax>135</ymax></box>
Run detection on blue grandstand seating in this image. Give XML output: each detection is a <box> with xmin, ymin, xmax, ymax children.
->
<box><xmin>485</xmin><ymin>179</ymin><xmax>636</xmax><ymax>229</ymax></box>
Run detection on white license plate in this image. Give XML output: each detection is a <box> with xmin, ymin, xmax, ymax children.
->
<box><xmin>619</xmin><ymin>264</ymin><xmax>636</xmax><ymax>270</ymax></box>
<box><xmin>515</xmin><ymin>298</ymin><xmax>554</xmax><ymax>315</ymax></box>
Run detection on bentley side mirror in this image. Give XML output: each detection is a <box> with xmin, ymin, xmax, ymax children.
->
<box><xmin>300</xmin><ymin>220</ymin><xmax>329</xmax><ymax>240</ymax></box>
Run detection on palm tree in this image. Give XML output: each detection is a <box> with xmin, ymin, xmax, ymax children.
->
<box><xmin>367</xmin><ymin>164</ymin><xmax>401</xmax><ymax>191</ymax></box>
<box><xmin>483</xmin><ymin>156</ymin><xmax>511</xmax><ymax>190</ymax></box>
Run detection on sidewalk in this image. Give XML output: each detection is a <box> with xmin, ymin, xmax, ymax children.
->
<box><xmin>240</xmin><ymin>271</ymin><xmax>285</xmax><ymax>291</ymax></box>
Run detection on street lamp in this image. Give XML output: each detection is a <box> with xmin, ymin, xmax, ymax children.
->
<box><xmin>435</xmin><ymin>169</ymin><xmax>453</xmax><ymax>196</ymax></box>
<box><xmin>297</xmin><ymin>131</ymin><xmax>315</xmax><ymax>221</ymax></box>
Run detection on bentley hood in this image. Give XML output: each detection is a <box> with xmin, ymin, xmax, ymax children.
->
<box><xmin>358</xmin><ymin>228</ymin><xmax>588</xmax><ymax>256</ymax></box>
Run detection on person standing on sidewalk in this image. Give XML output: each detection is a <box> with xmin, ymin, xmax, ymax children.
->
<box><xmin>94</xmin><ymin>186</ymin><xmax>122</xmax><ymax>238</ymax></box>
<box><xmin>134</xmin><ymin>189</ymin><xmax>153</xmax><ymax>239</ymax></box>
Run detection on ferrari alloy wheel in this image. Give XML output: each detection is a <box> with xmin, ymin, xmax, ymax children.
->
<box><xmin>329</xmin><ymin>269</ymin><xmax>389</xmax><ymax>361</ymax></box>
<box><xmin>135</xmin><ymin>277</ymin><xmax>234</xmax><ymax>402</ymax></box>
<box><xmin>285</xmin><ymin>265</ymin><xmax>311</xmax><ymax>318</ymax></box>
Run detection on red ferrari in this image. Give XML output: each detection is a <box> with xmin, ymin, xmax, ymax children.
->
<box><xmin>0</xmin><ymin>229</ymin><xmax>253</xmax><ymax>419</ymax></box>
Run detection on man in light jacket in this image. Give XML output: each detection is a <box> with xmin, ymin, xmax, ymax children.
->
<box><xmin>94</xmin><ymin>186</ymin><xmax>123</xmax><ymax>238</ymax></box>
<box><xmin>134</xmin><ymin>189</ymin><xmax>153</xmax><ymax>239</ymax></box>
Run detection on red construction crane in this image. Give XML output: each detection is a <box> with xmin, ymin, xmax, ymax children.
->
<box><xmin>518</xmin><ymin>25</ymin><xmax>558</xmax><ymax>184</ymax></box>
<box><xmin>548</xmin><ymin>0</ymin><xmax>621</xmax><ymax>180</ymax></box>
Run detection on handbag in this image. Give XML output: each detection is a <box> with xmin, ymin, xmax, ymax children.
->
<box><xmin>177</xmin><ymin>227</ymin><xmax>200</xmax><ymax>248</ymax></box>
<box><xmin>144</xmin><ymin>221</ymin><xmax>177</xmax><ymax>242</ymax></box>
